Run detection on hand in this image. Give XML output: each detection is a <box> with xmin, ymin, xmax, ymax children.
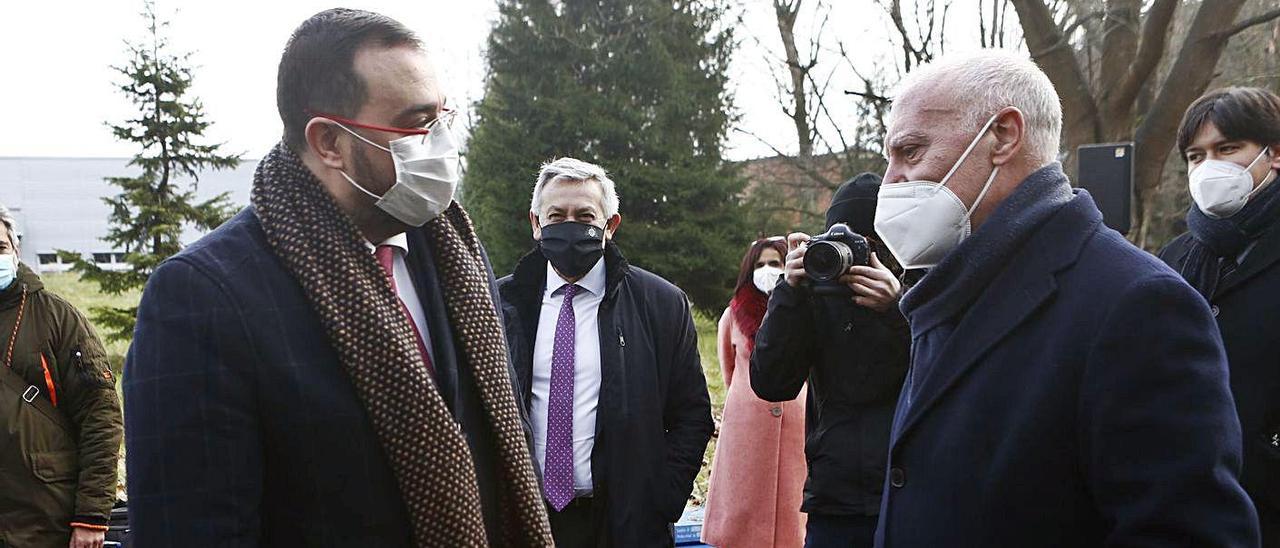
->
<box><xmin>840</xmin><ymin>252</ymin><xmax>902</xmax><ymax>313</ymax></box>
<box><xmin>784</xmin><ymin>232</ymin><xmax>811</xmax><ymax>287</ymax></box>
<box><xmin>70</xmin><ymin>526</ymin><xmax>104</xmax><ymax>548</ymax></box>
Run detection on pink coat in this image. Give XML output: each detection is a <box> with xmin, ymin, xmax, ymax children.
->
<box><xmin>702</xmin><ymin>308</ymin><xmax>807</xmax><ymax>548</ymax></box>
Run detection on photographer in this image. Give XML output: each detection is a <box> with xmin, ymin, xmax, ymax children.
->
<box><xmin>750</xmin><ymin>174</ymin><xmax>910</xmax><ymax>547</ymax></box>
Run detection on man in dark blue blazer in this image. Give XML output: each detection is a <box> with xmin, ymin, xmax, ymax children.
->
<box><xmin>870</xmin><ymin>50</ymin><xmax>1259</xmax><ymax>547</ymax></box>
<box><xmin>123</xmin><ymin>9</ymin><xmax>551</xmax><ymax>547</ymax></box>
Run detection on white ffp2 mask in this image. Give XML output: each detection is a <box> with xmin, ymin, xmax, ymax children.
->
<box><xmin>873</xmin><ymin>113</ymin><xmax>1002</xmax><ymax>270</ymax></box>
<box><xmin>753</xmin><ymin>265</ymin><xmax>783</xmax><ymax>294</ymax></box>
<box><xmin>1189</xmin><ymin>146</ymin><xmax>1275</xmax><ymax>219</ymax></box>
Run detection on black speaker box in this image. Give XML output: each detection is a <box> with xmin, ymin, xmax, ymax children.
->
<box><xmin>1077</xmin><ymin>142</ymin><xmax>1134</xmax><ymax>235</ymax></box>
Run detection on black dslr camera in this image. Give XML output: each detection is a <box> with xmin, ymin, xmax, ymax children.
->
<box><xmin>803</xmin><ymin>223</ymin><xmax>870</xmax><ymax>296</ymax></box>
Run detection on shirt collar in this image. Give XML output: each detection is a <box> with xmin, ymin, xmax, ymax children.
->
<box><xmin>364</xmin><ymin>233</ymin><xmax>409</xmax><ymax>255</ymax></box>
<box><xmin>545</xmin><ymin>257</ymin><xmax>606</xmax><ymax>297</ymax></box>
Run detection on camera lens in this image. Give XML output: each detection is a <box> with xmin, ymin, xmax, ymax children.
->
<box><xmin>804</xmin><ymin>240</ymin><xmax>853</xmax><ymax>282</ymax></box>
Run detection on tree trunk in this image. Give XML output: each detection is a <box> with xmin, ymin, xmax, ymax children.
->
<box><xmin>1101</xmin><ymin>0</ymin><xmax>1178</xmax><ymax>139</ymax></box>
<box><xmin>1010</xmin><ymin>0</ymin><xmax>1102</xmax><ymax>178</ymax></box>
<box><xmin>1131</xmin><ymin>0</ymin><xmax>1248</xmax><ymax>248</ymax></box>
<box><xmin>775</xmin><ymin>0</ymin><xmax>813</xmax><ymax>158</ymax></box>
<box><xmin>1097</xmin><ymin>0</ymin><xmax>1139</xmax><ymax>111</ymax></box>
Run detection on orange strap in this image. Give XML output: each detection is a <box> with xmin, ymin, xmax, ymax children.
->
<box><xmin>69</xmin><ymin>522</ymin><xmax>109</xmax><ymax>532</ymax></box>
<box><xmin>39</xmin><ymin>354</ymin><xmax>57</xmax><ymax>407</ymax></box>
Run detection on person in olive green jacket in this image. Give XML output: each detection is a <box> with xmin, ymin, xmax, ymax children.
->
<box><xmin>0</xmin><ymin>207</ymin><xmax>123</xmax><ymax>548</ymax></box>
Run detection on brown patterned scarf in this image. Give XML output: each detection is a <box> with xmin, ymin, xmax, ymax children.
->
<box><xmin>251</xmin><ymin>142</ymin><xmax>551</xmax><ymax>547</ymax></box>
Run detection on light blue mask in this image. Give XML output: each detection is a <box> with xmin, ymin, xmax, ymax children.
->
<box><xmin>0</xmin><ymin>254</ymin><xmax>16</xmax><ymax>291</ymax></box>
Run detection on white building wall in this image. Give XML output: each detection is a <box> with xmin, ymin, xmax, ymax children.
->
<box><xmin>0</xmin><ymin>157</ymin><xmax>257</xmax><ymax>273</ymax></box>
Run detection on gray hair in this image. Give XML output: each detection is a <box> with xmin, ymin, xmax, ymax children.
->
<box><xmin>0</xmin><ymin>203</ymin><xmax>17</xmax><ymax>249</ymax></box>
<box><xmin>891</xmin><ymin>49</ymin><xmax>1063</xmax><ymax>165</ymax></box>
<box><xmin>530</xmin><ymin>157</ymin><xmax>620</xmax><ymax>218</ymax></box>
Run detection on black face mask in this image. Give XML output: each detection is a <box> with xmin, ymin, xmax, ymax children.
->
<box><xmin>539</xmin><ymin>221</ymin><xmax>606</xmax><ymax>279</ymax></box>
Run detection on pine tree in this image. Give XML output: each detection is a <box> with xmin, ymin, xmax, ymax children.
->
<box><xmin>465</xmin><ymin>0</ymin><xmax>746</xmax><ymax>311</ymax></box>
<box><xmin>62</xmin><ymin>0</ymin><xmax>239</xmax><ymax>341</ymax></box>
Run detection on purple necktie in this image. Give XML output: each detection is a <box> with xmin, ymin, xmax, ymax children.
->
<box><xmin>545</xmin><ymin>283</ymin><xmax>579</xmax><ymax>511</ymax></box>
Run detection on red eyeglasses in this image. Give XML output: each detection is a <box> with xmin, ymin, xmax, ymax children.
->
<box><xmin>305</xmin><ymin>107</ymin><xmax>456</xmax><ymax>135</ymax></box>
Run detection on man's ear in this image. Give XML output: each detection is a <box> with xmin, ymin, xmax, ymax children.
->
<box><xmin>604</xmin><ymin>214</ymin><xmax>622</xmax><ymax>240</ymax></box>
<box><xmin>529</xmin><ymin>211</ymin><xmax>542</xmax><ymax>241</ymax></box>
<box><xmin>989</xmin><ymin>106</ymin><xmax>1026</xmax><ymax>167</ymax></box>
<box><xmin>1268</xmin><ymin>144</ymin><xmax>1280</xmax><ymax>171</ymax></box>
<box><xmin>305</xmin><ymin>118</ymin><xmax>347</xmax><ymax>170</ymax></box>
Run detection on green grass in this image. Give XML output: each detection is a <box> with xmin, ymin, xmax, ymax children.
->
<box><xmin>38</xmin><ymin>271</ymin><xmax>139</xmax><ymax>500</ymax></box>
<box><xmin>40</xmin><ymin>272</ymin><xmax>139</xmax><ymax>378</ymax></box>
<box><xmin>691</xmin><ymin>307</ymin><xmax>727</xmax><ymax>508</ymax></box>
<box><xmin>36</xmin><ymin>271</ymin><xmax>730</xmax><ymax>506</ymax></box>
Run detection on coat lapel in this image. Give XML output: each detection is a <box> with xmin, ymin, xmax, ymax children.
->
<box><xmin>893</xmin><ymin>198</ymin><xmax>1101</xmax><ymax>445</ymax></box>
<box><xmin>499</xmin><ymin>250</ymin><xmax>547</xmax><ymax>406</ymax></box>
<box><xmin>1215</xmin><ymin>225</ymin><xmax>1280</xmax><ymax>299</ymax></box>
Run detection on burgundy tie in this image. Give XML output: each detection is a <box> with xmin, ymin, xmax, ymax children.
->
<box><xmin>376</xmin><ymin>244</ymin><xmax>435</xmax><ymax>376</ymax></box>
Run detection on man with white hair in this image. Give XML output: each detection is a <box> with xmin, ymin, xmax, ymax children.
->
<box><xmin>872</xmin><ymin>50</ymin><xmax>1259</xmax><ymax>546</ymax></box>
<box><xmin>496</xmin><ymin>157</ymin><xmax>714</xmax><ymax>547</ymax></box>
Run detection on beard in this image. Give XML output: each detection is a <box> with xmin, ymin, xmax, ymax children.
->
<box><xmin>346</xmin><ymin>140</ymin><xmax>401</xmax><ymax>230</ymax></box>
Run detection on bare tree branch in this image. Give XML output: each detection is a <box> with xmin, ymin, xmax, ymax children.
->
<box><xmin>732</xmin><ymin>127</ymin><xmax>839</xmax><ymax>190</ymax></box>
<box><xmin>1010</xmin><ymin>0</ymin><xmax>1102</xmax><ymax>149</ymax></box>
<box><xmin>838</xmin><ymin>41</ymin><xmax>892</xmax><ymax>137</ymax></box>
<box><xmin>1060</xmin><ymin>10</ymin><xmax>1106</xmax><ymax>40</ymax></box>
<box><xmin>806</xmin><ymin>66</ymin><xmax>853</xmax><ymax>162</ymax></box>
<box><xmin>980</xmin><ymin>0</ymin><xmax>988</xmax><ymax>47</ymax></box>
<box><xmin>1215</xmin><ymin>7</ymin><xmax>1280</xmax><ymax>39</ymax></box>
<box><xmin>843</xmin><ymin>89</ymin><xmax>892</xmax><ymax>104</ymax></box>
<box><xmin>1132</xmin><ymin>0</ymin><xmax>1251</xmax><ymax>246</ymax></box>
<box><xmin>1105</xmin><ymin>0</ymin><xmax>1177</xmax><ymax>129</ymax></box>
<box><xmin>1098</xmin><ymin>0</ymin><xmax>1140</xmax><ymax>91</ymax></box>
<box><xmin>774</xmin><ymin>0</ymin><xmax>814</xmax><ymax>157</ymax></box>
<box><xmin>997</xmin><ymin>0</ymin><xmax>1010</xmax><ymax>47</ymax></box>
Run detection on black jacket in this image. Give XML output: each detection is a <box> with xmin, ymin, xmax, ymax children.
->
<box><xmin>1162</xmin><ymin>226</ymin><xmax>1280</xmax><ymax>539</ymax></box>
<box><xmin>749</xmin><ymin>280</ymin><xmax>910</xmax><ymax>516</ymax></box>
<box><xmin>497</xmin><ymin>244</ymin><xmax>714</xmax><ymax>548</ymax></box>
<box><xmin>125</xmin><ymin>208</ymin><xmax>519</xmax><ymax>546</ymax></box>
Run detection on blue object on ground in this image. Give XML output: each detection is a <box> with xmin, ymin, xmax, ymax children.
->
<box><xmin>675</xmin><ymin>505</ymin><xmax>713</xmax><ymax>546</ymax></box>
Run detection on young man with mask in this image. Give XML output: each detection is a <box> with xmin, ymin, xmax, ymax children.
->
<box><xmin>0</xmin><ymin>204</ymin><xmax>123</xmax><ymax>548</ymax></box>
<box><xmin>1160</xmin><ymin>87</ymin><xmax>1280</xmax><ymax>547</ymax></box>
<box><xmin>871</xmin><ymin>50</ymin><xmax>1258</xmax><ymax>546</ymax></box>
<box><xmin>748</xmin><ymin>174</ymin><xmax>910</xmax><ymax>548</ymax></box>
<box><xmin>496</xmin><ymin>157</ymin><xmax>714</xmax><ymax>548</ymax></box>
<box><xmin>124</xmin><ymin>9</ymin><xmax>552</xmax><ymax>547</ymax></box>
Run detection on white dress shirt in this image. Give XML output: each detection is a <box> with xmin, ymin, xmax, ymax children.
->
<box><xmin>367</xmin><ymin>234</ymin><xmax>435</xmax><ymax>364</ymax></box>
<box><xmin>531</xmin><ymin>258</ymin><xmax>605</xmax><ymax>496</ymax></box>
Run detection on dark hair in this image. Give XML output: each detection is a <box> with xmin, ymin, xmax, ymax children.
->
<box><xmin>277</xmin><ymin>8</ymin><xmax>422</xmax><ymax>153</ymax></box>
<box><xmin>734</xmin><ymin>238</ymin><xmax>788</xmax><ymax>293</ymax></box>
<box><xmin>1177</xmin><ymin>87</ymin><xmax>1280</xmax><ymax>160</ymax></box>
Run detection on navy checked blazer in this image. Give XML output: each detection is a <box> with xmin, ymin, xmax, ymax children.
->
<box><xmin>123</xmin><ymin>207</ymin><xmax>522</xmax><ymax>547</ymax></box>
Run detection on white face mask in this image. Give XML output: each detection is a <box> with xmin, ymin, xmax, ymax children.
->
<box><xmin>336</xmin><ymin>122</ymin><xmax>461</xmax><ymax>227</ymax></box>
<box><xmin>1189</xmin><ymin>146</ymin><xmax>1275</xmax><ymax>219</ymax></box>
<box><xmin>753</xmin><ymin>265</ymin><xmax>783</xmax><ymax>294</ymax></box>
<box><xmin>874</xmin><ymin>113</ymin><xmax>1002</xmax><ymax>270</ymax></box>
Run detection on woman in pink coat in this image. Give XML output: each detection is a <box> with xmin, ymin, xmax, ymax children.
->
<box><xmin>702</xmin><ymin>238</ymin><xmax>807</xmax><ymax>548</ymax></box>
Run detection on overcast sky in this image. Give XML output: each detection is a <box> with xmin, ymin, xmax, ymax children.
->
<box><xmin>0</xmin><ymin>0</ymin><xmax>1004</xmax><ymax>162</ymax></box>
